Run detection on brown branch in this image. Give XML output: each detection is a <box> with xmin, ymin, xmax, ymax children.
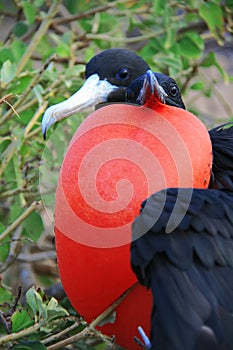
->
<box><xmin>15</xmin><ymin>1</ymin><xmax>62</xmax><ymax>76</ymax></box>
<box><xmin>47</xmin><ymin>283</ymin><xmax>138</xmax><ymax>350</ymax></box>
<box><xmin>0</xmin><ymin>54</ymin><xmax>57</xmax><ymax>126</ymax></box>
<box><xmin>42</xmin><ymin>321</ymin><xmax>81</xmax><ymax>345</ymax></box>
<box><xmin>53</xmin><ymin>0</ymin><xmax>130</xmax><ymax>25</ymax></box>
<box><xmin>0</xmin><ymin>201</ymin><xmax>42</xmax><ymax>243</ymax></box>
<box><xmin>0</xmin><ymin>226</ymin><xmax>23</xmax><ymax>273</ymax></box>
<box><xmin>0</xmin><ymin>323</ymin><xmax>41</xmax><ymax>346</ymax></box>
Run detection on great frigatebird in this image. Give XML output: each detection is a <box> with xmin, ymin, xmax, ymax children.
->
<box><xmin>42</xmin><ymin>48</ymin><xmax>233</xmax><ymax>350</ymax></box>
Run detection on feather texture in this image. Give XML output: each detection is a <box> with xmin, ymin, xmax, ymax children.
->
<box><xmin>131</xmin><ymin>189</ymin><xmax>233</xmax><ymax>350</ymax></box>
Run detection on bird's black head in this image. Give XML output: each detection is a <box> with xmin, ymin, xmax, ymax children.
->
<box><xmin>127</xmin><ymin>71</ymin><xmax>186</xmax><ymax>110</ymax></box>
<box><xmin>85</xmin><ymin>48</ymin><xmax>150</xmax><ymax>102</ymax></box>
<box><xmin>42</xmin><ymin>48</ymin><xmax>150</xmax><ymax>137</ymax></box>
<box><xmin>86</xmin><ymin>48</ymin><xmax>150</xmax><ymax>87</ymax></box>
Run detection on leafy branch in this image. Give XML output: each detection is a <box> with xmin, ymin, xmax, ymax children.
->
<box><xmin>0</xmin><ymin>284</ymin><xmax>138</xmax><ymax>349</ymax></box>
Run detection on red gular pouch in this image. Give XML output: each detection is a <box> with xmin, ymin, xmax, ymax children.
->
<box><xmin>54</xmin><ymin>97</ymin><xmax>212</xmax><ymax>350</ymax></box>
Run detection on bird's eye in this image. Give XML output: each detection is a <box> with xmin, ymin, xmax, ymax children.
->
<box><xmin>170</xmin><ymin>85</ymin><xmax>178</xmax><ymax>97</ymax></box>
<box><xmin>116</xmin><ymin>67</ymin><xmax>129</xmax><ymax>81</ymax></box>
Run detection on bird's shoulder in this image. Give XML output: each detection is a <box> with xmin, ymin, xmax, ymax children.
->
<box><xmin>131</xmin><ymin>187</ymin><xmax>233</xmax><ymax>285</ymax></box>
<box><xmin>209</xmin><ymin>123</ymin><xmax>233</xmax><ymax>190</ymax></box>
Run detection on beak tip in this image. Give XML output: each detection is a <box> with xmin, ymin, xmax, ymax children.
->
<box><xmin>41</xmin><ymin>119</ymin><xmax>47</xmax><ymax>140</ymax></box>
<box><xmin>42</xmin><ymin>129</ymin><xmax>47</xmax><ymax>140</ymax></box>
<box><xmin>41</xmin><ymin>117</ymin><xmax>49</xmax><ymax>140</ymax></box>
<box><xmin>41</xmin><ymin>106</ymin><xmax>55</xmax><ymax>140</ymax></box>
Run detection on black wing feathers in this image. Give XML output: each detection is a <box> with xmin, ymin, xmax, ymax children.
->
<box><xmin>209</xmin><ymin>123</ymin><xmax>233</xmax><ymax>190</ymax></box>
<box><xmin>131</xmin><ymin>188</ymin><xmax>233</xmax><ymax>350</ymax></box>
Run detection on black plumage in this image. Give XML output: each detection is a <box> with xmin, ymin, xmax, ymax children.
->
<box><xmin>131</xmin><ymin>189</ymin><xmax>233</xmax><ymax>350</ymax></box>
<box><xmin>209</xmin><ymin>123</ymin><xmax>233</xmax><ymax>190</ymax></box>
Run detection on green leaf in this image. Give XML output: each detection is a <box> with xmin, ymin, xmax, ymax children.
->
<box><xmin>190</xmin><ymin>81</ymin><xmax>205</xmax><ymax>91</ymax></box>
<box><xmin>0</xmin><ymin>60</ymin><xmax>16</xmax><ymax>84</ymax></box>
<box><xmin>33</xmin><ymin>84</ymin><xmax>44</xmax><ymax>105</ymax></box>
<box><xmin>226</xmin><ymin>0</ymin><xmax>233</xmax><ymax>10</ymax></box>
<box><xmin>0</xmin><ymin>223</ymin><xmax>10</xmax><ymax>262</ymax></box>
<box><xmin>35</xmin><ymin>35</ymin><xmax>53</xmax><ymax>59</ymax></box>
<box><xmin>26</xmin><ymin>288</ymin><xmax>40</xmax><ymax>315</ymax></box>
<box><xmin>12</xmin><ymin>40</ymin><xmax>27</xmax><ymax>61</ymax></box>
<box><xmin>199</xmin><ymin>1</ymin><xmax>224</xmax><ymax>44</ymax></box>
<box><xmin>22</xmin><ymin>2</ymin><xmax>36</xmax><ymax>24</ymax></box>
<box><xmin>0</xmin><ymin>286</ymin><xmax>15</xmax><ymax>309</ymax></box>
<box><xmin>12</xmin><ymin>21</ymin><xmax>28</xmax><ymax>37</ymax></box>
<box><xmin>64</xmin><ymin>0</ymin><xmax>80</xmax><ymax>14</ymax></box>
<box><xmin>177</xmin><ymin>32</ymin><xmax>204</xmax><ymax>59</ymax></box>
<box><xmin>47</xmin><ymin>297</ymin><xmax>69</xmax><ymax>322</ymax></box>
<box><xmin>164</xmin><ymin>25</ymin><xmax>177</xmax><ymax>51</ymax></box>
<box><xmin>99</xmin><ymin>12</ymin><xmax>118</xmax><ymax>32</ymax></box>
<box><xmin>11</xmin><ymin>309</ymin><xmax>34</xmax><ymax>332</ymax></box>
<box><xmin>98</xmin><ymin>310</ymin><xmax>116</xmax><ymax>326</ymax></box>
<box><xmin>26</xmin><ymin>287</ymin><xmax>47</xmax><ymax>324</ymax></box>
<box><xmin>153</xmin><ymin>0</ymin><xmax>166</xmax><ymax>15</ymax></box>
<box><xmin>0</xmin><ymin>48</ymin><xmax>14</xmax><ymax>64</ymax></box>
<box><xmin>14</xmin><ymin>75</ymin><xmax>33</xmax><ymax>94</ymax></box>
<box><xmin>34</xmin><ymin>0</ymin><xmax>45</xmax><ymax>7</ymax></box>
<box><xmin>22</xmin><ymin>211</ymin><xmax>44</xmax><ymax>242</ymax></box>
<box><xmin>50</xmin><ymin>32</ymin><xmax>71</xmax><ymax>58</ymax></box>
<box><xmin>154</xmin><ymin>54</ymin><xmax>183</xmax><ymax>75</ymax></box>
<box><xmin>201</xmin><ymin>52</ymin><xmax>228</xmax><ymax>82</ymax></box>
<box><xmin>17</xmin><ymin>105</ymin><xmax>38</xmax><ymax>126</ymax></box>
<box><xmin>8</xmin><ymin>197</ymin><xmax>23</xmax><ymax>223</ymax></box>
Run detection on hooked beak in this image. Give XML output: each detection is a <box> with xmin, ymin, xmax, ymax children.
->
<box><xmin>136</xmin><ymin>70</ymin><xmax>167</xmax><ymax>106</ymax></box>
<box><xmin>41</xmin><ymin>74</ymin><xmax>118</xmax><ymax>139</ymax></box>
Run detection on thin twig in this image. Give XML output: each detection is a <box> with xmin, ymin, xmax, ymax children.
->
<box><xmin>0</xmin><ymin>315</ymin><xmax>79</xmax><ymax>347</ymax></box>
<box><xmin>0</xmin><ymin>226</ymin><xmax>23</xmax><ymax>273</ymax></box>
<box><xmin>0</xmin><ymin>310</ymin><xmax>11</xmax><ymax>334</ymax></box>
<box><xmin>16</xmin><ymin>97</ymin><xmax>39</xmax><ymax>115</ymax></box>
<box><xmin>16</xmin><ymin>2</ymin><xmax>62</xmax><ymax>76</ymax></box>
<box><xmin>0</xmin><ymin>323</ymin><xmax>41</xmax><ymax>346</ymax></box>
<box><xmin>0</xmin><ymin>139</ymin><xmax>17</xmax><ymax>177</ymax></box>
<box><xmin>180</xmin><ymin>65</ymin><xmax>198</xmax><ymax>94</ymax></box>
<box><xmin>0</xmin><ymin>201</ymin><xmax>42</xmax><ymax>243</ymax></box>
<box><xmin>17</xmin><ymin>251</ymin><xmax>57</xmax><ymax>263</ymax></box>
<box><xmin>41</xmin><ymin>321</ymin><xmax>81</xmax><ymax>345</ymax></box>
<box><xmin>47</xmin><ymin>327</ymin><xmax>95</xmax><ymax>350</ymax></box>
<box><xmin>4</xmin><ymin>286</ymin><xmax>22</xmax><ymax>318</ymax></box>
<box><xmin>24</xmin><ymin>101</ymin><xmax>48</xmax><ymax>138</ymax></box>
<box><xmin>0</xmin><ymin>187</ymin><xmax>33</xmax><ymax>198</ymax></box>
<box><xmin>13</xmin><ymin>151</ymin><xmax>26</xmax><ymax>207</ymax></box>
<box><xmin>46</xmin><ymin>283</ymin><xmax>138</xmax><ymax>350</ymax></box>
<box><xmin>53</xmin><ymin>0</ymin><xmax>130</xmax><ymax>25</ymax></box>
<box><xmin>91</xmin><ymin>283</ymin><xmax>138</xmax><ymax>328</ymax></box>
<box><xmin>0</xmin><ymin>55</ymin><xmax>57</xmax><ymax>127</ymax></box>
<box><xmin>0</xmin><ymin>94</ymin><xmax>20</xmax><ymax>116</ymax></box>
<box><xmin>85</xmin><ymin>31</ymin><xmax>163</xmax><ymax>43</ymax></box>
<box><xmin>24</xmin><ymin>126</ymin><xmax>43</xmax><ymax>140</ymax></box>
